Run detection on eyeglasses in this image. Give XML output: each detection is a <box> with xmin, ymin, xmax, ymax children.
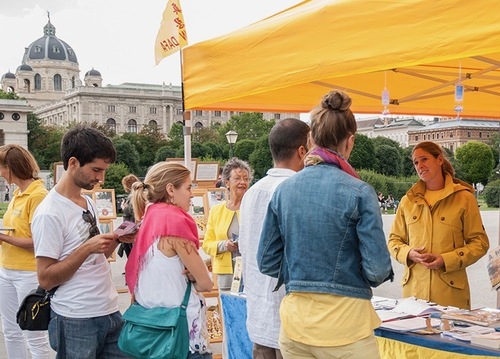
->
<box><xmin>82</xmin><ymin>209</ymin><xmax>100</xmax><ymax>240</ymax></box>
<box><xmin>230</xmin><ymin>177</ymin><xmax>250</xmax><ymax>183</ymax></box>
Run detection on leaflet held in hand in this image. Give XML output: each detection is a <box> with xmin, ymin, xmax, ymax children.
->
<box><xmin>114</xmin><ymin>221</ymin><xmax>139</xmax><ymax>237</ymax></box>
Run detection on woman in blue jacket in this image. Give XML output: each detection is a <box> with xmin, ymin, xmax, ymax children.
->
<box><xmin>257</xmin><ymin>90</ymin><xmax>393</xmax><ymax>359</ymax></box>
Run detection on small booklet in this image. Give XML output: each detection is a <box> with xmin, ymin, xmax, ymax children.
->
<box><xmin>230</xmin><ymin>256</ymin><xmax>244</xmax><ymax>294</ymax></box>
<box><xmin>114</xmin><ymin>221</ymin><xmax>139</xmax><ymax>237</ymax></box>
<box><xmin>487</xmin><ymin>245</ymin><xmax>500</xmax><ymax>290</ymax></box>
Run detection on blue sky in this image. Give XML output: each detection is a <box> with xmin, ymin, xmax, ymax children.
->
<box><xmin>1</xmin><ymin>0</ymin><xmax>302</xmax><ymax>87</ymax></box>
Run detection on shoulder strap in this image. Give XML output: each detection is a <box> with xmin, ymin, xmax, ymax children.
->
<box><xmin>181</xmin><ymin>281</ymin><xmax>192</xmax><ymax>309</ymax></box>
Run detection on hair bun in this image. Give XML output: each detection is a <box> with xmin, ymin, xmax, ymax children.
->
<box><xmin>321</xmin><ymin>90</ymin><xmax>352</xmax><ymax>112</ymax></box>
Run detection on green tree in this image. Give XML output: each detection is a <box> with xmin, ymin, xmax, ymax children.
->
<box><xmin>401</xmin><ymin>146</ymin><xmax>415</xmax><ymax>177</ymax></box>
<box><xmin>375</xmin><ymin>145</ymin><xmax>402</xmax><ymax>177</ymax></box>
<box><xmin>219</xmin><ymin>113</ymin><xmax>275</xmax><ymax>142</ymax></box>
<box><xmin>202</xmin><ymin>142</ymin><xmax>225</xmax><ymax>160</ymax></box>
<box><xmin>27</xmin><ymin>118</ymin><xmax>64</xmax><ymax>170</ymax></box>
<box><xmin>155</xmin><ymin>146</ymin><xmax>178</xmax><ymax>163</ymax></box>
<box><xmin>191</xmin><ymin>142</ymin><xmax>209</xmax><ymax>158</ymax></box>
<box><xmin>0</xmin><ymin>89</ymin><xmax>19</xmax><ymax>99</ymax></box>
<box><xmin>484</xmin><ymin>179</ymin><xmax>500</xmax><ymax>208</ymax></box>
<box><xmin>167</xmin><ymin>123</ymin><xmax>184</xmax><ymax>149</ymax></box>
<box><xmin>192</xmin><ymin>126</ymin><xmax>220</xmax><ymax>143</ymax></box>
<box><xmin>101</xmin><ymin>163</ymin><xmax>129</xmax><ymax>195</ymax></box>
<box><xmin>248</xmin><ymin>135</ymin><xmax>272</xmax><ymax>181</ymax></box>
<box><xmin>372</xmin><ymin>136</ymin><xmax>401</xmax><ymax>149</ymax></box>
<box><xmin>455</xmin><ymin>141</ymin><xmax>494</xmax><ymax>184</ymax></box>
<box><xmin>112</xmin><ymin>137</ymin><xmax>140</xmax><ymax>174</ymax></box>
<box><xmin>136</xmin><ymin>126</ymin><xmax>169</xmax><ymax>170</ymax></box>
<box><xmin>350</xmin><ymin>134</ymin><xmax>376</xmax><ymax>170</ymax></box>
<box><xmin>234</xmin><ymin>139</ymin><xmax>256</xmax><ymax>161</ymax></box>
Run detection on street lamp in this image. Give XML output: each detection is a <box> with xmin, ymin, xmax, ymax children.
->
<box><xmin>226</xmin><ymin>130</ymin><xmax>238</xmax><ymax>158</ymax></box>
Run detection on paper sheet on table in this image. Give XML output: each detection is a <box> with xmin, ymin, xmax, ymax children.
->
<box><xmin>380</xmin><ymin>317</ymin><xmax>441</xmax><ymax>332</ymax></box>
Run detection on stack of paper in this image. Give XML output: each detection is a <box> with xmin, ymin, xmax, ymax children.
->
<box><xmin>471</xmin><ymin>332</ymin><xmax>500</xmax><ymax>349</ymax></box>
<box><xmin>375</xmin><ymin>297</ymin><xmax>448</xmax><ymax>322</ymax></box>
<box><xmin>441</xmin><ymin>308</ymin><xmax>500</xmax><ymax>328</ymax></box>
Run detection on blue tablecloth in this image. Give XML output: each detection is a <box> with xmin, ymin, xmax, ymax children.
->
<box><xmin>220</xmin><ymin>293</ymin><xmax>500</xmax><ymax>358</ymax></box>
<box><xmin>220</xmin><ymin>293</ymin><xmax>252</xmax><ymax>359</ymax></box>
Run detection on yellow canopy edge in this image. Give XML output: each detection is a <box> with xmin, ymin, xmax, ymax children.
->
<box><xmin>183</xmin><ymin>0</ymin><xmax>500</xmax><ymax>118</ymax></box>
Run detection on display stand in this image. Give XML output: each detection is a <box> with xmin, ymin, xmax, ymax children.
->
<box><xmin>203</xmin><ymin>272</ymin><xmax>224</xmax><ymax>359</ymax></box>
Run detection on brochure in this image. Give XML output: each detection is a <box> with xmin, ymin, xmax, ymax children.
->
<box><xmin>487</xmin><ymin>245</ymin><xmax>500</xmax><ymax>290</ymax></box>
<box><xmin>114</xmin><ymin>221</ymin><xmax>139</xmax><ymax>237</ymax></box>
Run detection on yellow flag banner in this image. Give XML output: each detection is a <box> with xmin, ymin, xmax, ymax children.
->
<box><xmin>154</xmin><ymin>0</ymin><xmax>188</xmax><ymax>65</ymax></box>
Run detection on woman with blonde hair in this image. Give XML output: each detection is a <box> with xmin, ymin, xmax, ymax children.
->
<box><xmin>125</xmin><ymin>162</ymin><xmax>213</xmax><ymax>358</ymax></box>
<box><xmin>0</xmin><ymin>144</ymin><xmax>50</xmax><ymax>358</ymax></box>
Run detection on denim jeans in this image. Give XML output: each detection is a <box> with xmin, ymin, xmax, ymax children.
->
<box><xmin>48</xmin><ymin>309</ymin><xmax>129</xmax><ymax>359</ymax></box>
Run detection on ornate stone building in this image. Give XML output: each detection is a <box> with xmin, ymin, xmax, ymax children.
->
<box><xmin>1</xmin><ymin>18</ymin><xmax>298</xmax><ymax>140</ymax></box>
<box><xmin>0</xmin><ymin>99</ymin><xmax>32</xmax><ymax>147</ymax></box>
<box><xmin>408</xmin><ymin>119</ymin><xmax>500</xmax><ymax>153</ymax></box>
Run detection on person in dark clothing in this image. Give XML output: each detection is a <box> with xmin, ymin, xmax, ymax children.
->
<box><xmin>118</xmin><ymin>174</ymin><xmax>139</xmax><ymax>258</ymax></box>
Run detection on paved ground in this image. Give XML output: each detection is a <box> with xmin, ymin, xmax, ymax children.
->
<box><xmin>0</xmin><ymin>212</ymin><xmax>499</xmax><ymax>358</ymax></box>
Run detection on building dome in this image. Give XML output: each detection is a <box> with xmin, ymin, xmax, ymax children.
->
<box><xmin>1</xmin><ymin>71</ymin><xmax>16</xmax><ymax>80</ymax></box>
<box><xmin>17</xmin><ymin>64</ymin><xmax>33</xmax><ymax>71</ymax></box>
<box><xmin>24</xmin><ymin>20</ymin><xmax>78</xmax><ymax>63</ymax></box>
<box><xmin>85</xmin><ymin>68</ymin><xmax>101</xmax><ymax>77</ymax></box>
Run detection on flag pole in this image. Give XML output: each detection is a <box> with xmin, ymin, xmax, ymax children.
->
<box><xmin>180</xmin><ymin>48</ymin><xmax>192</xmax><ymax>173</ymax></box>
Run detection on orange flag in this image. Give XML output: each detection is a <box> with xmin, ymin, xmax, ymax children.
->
<box><xmin>154</xmin><ymin>0</ymin><xmax>188</xmax><ymax>65</ymax></box>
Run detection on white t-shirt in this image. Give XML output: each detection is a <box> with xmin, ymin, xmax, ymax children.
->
<box><xmin>32</xmin><ymin>189</ymin><xmax>119</xmax><ymax>318</ymax></box>
<box><xmin>135</xmin><ymin>239</ymin><xmax>211</xmax><ymax>354</ymax></box>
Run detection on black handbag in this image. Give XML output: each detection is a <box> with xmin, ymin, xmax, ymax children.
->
<box><xmin>16</xmin><ymin>286</ymin><xmax>57</xmax><ymax>331</ymax></box>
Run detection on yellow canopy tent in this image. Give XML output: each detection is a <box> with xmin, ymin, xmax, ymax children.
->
<box><xmin>183</xmin><ymin>0</ymin><xmax>500</xmax><ymax>118</ymax></box>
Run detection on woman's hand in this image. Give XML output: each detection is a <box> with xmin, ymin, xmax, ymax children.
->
<box><xmin>408</xmin><ymin>246</ymin><xmax>444</xmax><ymax>270</ymax></box>
<box><xmin>420</xmin><ymin>253</ymin><xmax>444</xmax><ymax>270</ymax></box>
<box><xmin>225</xmin><ymin>240</ymin><xmax>239</xmax><ymax>252</ymax></box>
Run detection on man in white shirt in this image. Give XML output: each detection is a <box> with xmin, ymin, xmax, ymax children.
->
<box><xmin>32</xmin><ymin>124</ymin><xmax>129</xmax><ymax>358</ymax></box>
<box><xmin>239</xmin><ymin>118</ymin><xmax>309</xmax><ymax>359</ymax></box>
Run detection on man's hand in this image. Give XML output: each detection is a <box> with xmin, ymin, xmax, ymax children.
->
<box><xmin>86</xmin><ymin>233</ymin><xmax>116</xmax><ymax>254</ymax></box>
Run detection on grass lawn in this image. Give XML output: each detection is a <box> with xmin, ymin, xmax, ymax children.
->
<box><xmin>0</xmin><ymin>202</ymin><xmax>7</xmax><ymax>218</ymax></box>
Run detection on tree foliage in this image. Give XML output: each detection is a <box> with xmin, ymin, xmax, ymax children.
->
<box><xmin>155</xmin><ymin>146</ymin><xmax>178</xmax><ymax>163</ymax></box>
<box><xmin>219</xmin><ymin>113</ymin><xmax>275</xmax><ymax>142</ymax></box>
<box><xmin>455</xmin><ymin>141</ymin><xmax>494</xmax><ymax>184</ymax></box>
<box><xmin>101</xmin><ymin>163</ymin><xmax>130</xmax><ymax>195</ymax></box>
<box><xmin>484</xmin><ymin>179</ymin><xmax>500</xmax><ymax>208</ymax></box>
<box><xmin>350</xmin><ymin>134</ymin><xmax>376</xmax><ymax>171</ymax></box>
<box><xmin>248</xmin><ymin>135</ymin><xmax>272</xmax><ymax>181</ymax></box>
<box><xmin>27</xmin><ymin>113</ymin><xmax>64</xmax><ymax>170</ymax></box>
<box><xmin>234</xmin><ymin>139</ymin><xmax>256</xmax><ymax>161</ymax></box>
<box><xmin>112</xmin><ymin>137</ymin><xmax>140</xmax><ymax>174</ymax></box>
<box><xmin>0</xmin><ymin>89</ymin><xmax>19</xmax><ymax>99</ymax></box>
<box><xmin>167</xmin><ymin>123</ymin><xmax>184</xmax><ymax>148</ymax></box>
<box><xmin>375</xmin><ymin>145</ymin><xmax>402</xmax><ymax>177</ymax></box>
